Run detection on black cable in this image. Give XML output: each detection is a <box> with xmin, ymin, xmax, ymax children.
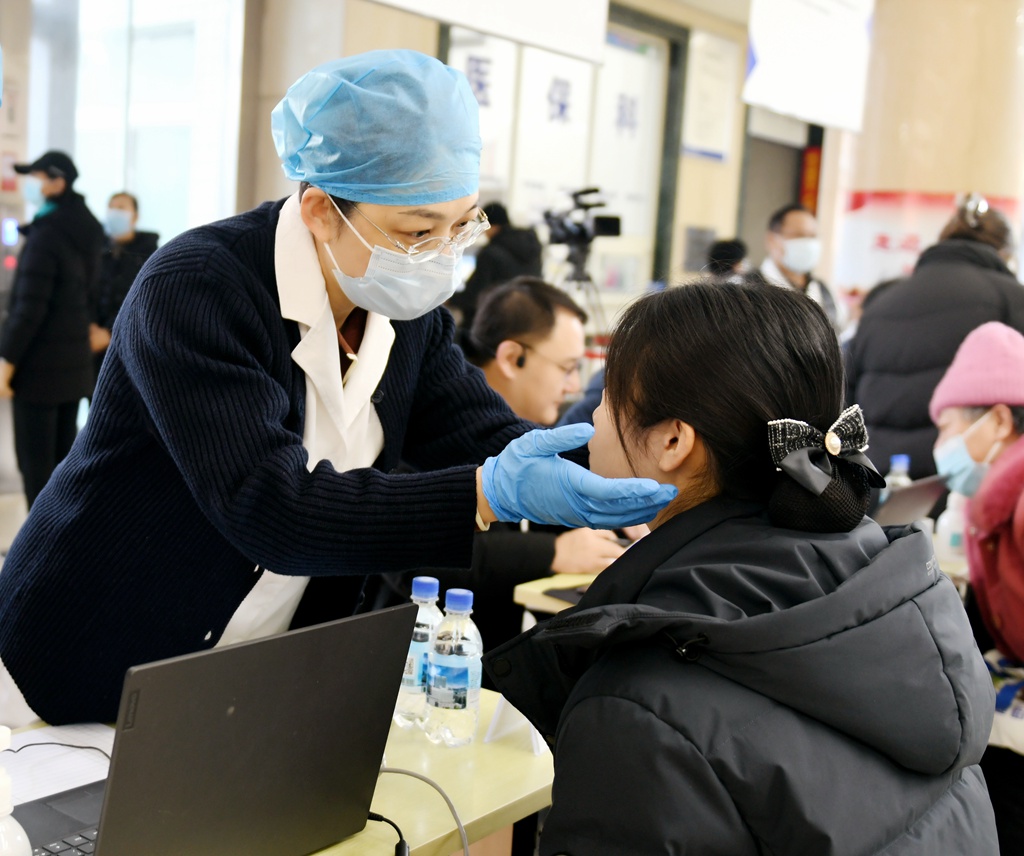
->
<box><xmin>379</xmin><ymin>766</ymin><xmax>468</xmax><ymax>854</ymax></box>
<box><xmin>2</xmin><ymin>741</ymin><xmax>112</xmax><ymax>760</ymax></box>
<box><xmin>367</xmin><ymin>811</ymin><xmax>410</xmax><ymax>856</ymax></box>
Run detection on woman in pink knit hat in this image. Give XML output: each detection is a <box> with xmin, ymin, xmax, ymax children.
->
<box><xmin>930</xmin><ymin>320</ymin><xmax>1024</xmax><ymax>853</ymax></box>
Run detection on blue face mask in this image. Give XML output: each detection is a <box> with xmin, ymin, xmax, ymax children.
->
<box><xmin>322</xmin><ymin>199</ymin><xmax>460</xmax><ymax>321</ymax></box>
<box><xmin>933</xmin><ymin>410</ymin><xmax>1001</xmax><ymax>497</ymax></box>
<box><xmin>22</xmin><ymin>176</ymin><xmax>44</xmax><ymax>209</ymax></box>
<box><xmin>105</xmin><ymin>208</ymin><xmax>134</xmax><ymax>238</ymax></box>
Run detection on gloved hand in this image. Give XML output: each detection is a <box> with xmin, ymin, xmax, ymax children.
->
<box><xmin>481</xmin><ymin>424</ymin><xmax>678</xmax><ymax>528</ymax></box>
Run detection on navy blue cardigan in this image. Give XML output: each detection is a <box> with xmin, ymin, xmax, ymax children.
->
<box><xmin>0</xmin><ymin>199</ymin><xmax>529</xmax><ymax>724</ymax></box>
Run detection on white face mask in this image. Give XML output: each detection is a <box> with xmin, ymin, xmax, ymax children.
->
<box><xmin>781</xmin><ymin>237</ymin><xmax>821</xmax><ymax>274</ymax></box>
<box><xmin>323</xmin><ymin>200</ymin><xmax>460</xmax><ymax>321</ymax></box>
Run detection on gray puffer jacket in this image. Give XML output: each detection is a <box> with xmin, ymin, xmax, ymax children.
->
<box><xmin>486</xmin><ymin>496</ymin><xmax>997</xmax><ymax>855</ymax></box>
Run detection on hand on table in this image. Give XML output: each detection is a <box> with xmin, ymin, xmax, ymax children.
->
<box><xmin>551</xmin><ymin>527</ymin><xmax>626</xmax><ymax>575</ymax></box>
<box><xmin>620</xmin><ymin>523</ymin><xmax>650</xmax><ymax>543</ymax></box>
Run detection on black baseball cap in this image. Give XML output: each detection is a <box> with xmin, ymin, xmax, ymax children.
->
<box><xmin>13</xmin><ymin>150</ymin><xmax>78</xmax><ymax>184</ymax></box>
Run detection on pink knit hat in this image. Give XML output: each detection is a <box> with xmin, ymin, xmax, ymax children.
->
<box><xmin>929</xmin><ymin>322</ymin><xmax>1024</xmax><ymax>422</ymax></box>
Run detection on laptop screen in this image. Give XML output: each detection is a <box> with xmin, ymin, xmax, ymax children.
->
<box><xmin>14</xmin><ymin>603</ymin><xmax>416</xmax><ymax>856</ymax></box>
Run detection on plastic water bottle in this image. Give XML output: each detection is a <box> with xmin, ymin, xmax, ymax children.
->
<box><xmin>424</xmin><ymin>588</ymin><xmax>483</xmax><ymax>747</ymax></box>
<box><xmin>394</xmin><ymin>576</ymin><xmax>444</xmax><ymax>729</ymax></box>
<box><xmin>879</xmin><ymin>453</ymin><xmax>913</xmax><ymax>504</ymax></box>
<box><xmin>0</xmin><ymin>728</ymin><xmax>31</xmax><ymax>856</ymax></box>
<box><xmin>935</xmin><ymin>492</ymin><xmax>967</xmax><ymax>564</ymax></box>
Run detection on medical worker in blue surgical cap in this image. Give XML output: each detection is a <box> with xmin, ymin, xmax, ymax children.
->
<box><xmin>0</xmin><ymin>50</ymin><xmax>676</xmax><ymax>727</ymax></box>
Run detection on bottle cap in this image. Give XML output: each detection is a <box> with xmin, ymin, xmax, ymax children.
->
<box><xmin>445</xmin><ymin>588</ymin><xmax>473</xmax><ymax>612</ymax></box>
<box><xmin>411</xmin><ymin>576</ymin><xmax>439</xmax><ymax>600</ymax></box>
<box><xmin>889</xmin><ymin>454</ymin><xmax>910</xmax><ymax>471</ymax></box>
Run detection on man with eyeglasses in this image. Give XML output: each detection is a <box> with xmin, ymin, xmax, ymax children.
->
<box><xmin>0</xmin><ymin>51</ymin><xmax>675</xmax><ymax>727</ymax></box>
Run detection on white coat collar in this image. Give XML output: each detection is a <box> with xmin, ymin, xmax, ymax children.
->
<box><xmin>274</xmin><ymin>192</ymin><xmax>394</xmax><ymax>431</ymax></box>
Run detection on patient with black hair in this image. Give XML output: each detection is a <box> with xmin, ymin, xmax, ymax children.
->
<box><xmin>486</xmin><ymin>279</ymin><xmax>998</xmax><ymax>855</ymax></box>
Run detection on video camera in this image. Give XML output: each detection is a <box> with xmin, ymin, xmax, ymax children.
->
<box><xmin>543</xmin><ymin>187</ymin><xmax>621</xmax><ymax>248</ymax></box>
<box><xmin>543</xmin><ymin>188</ymin><xmax>621</xmax><ymax>284</ymax></box>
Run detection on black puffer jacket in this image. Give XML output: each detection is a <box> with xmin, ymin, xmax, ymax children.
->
<box><xmin>0</xmin><ymin>190</ymin><xmax>104</xmax><ymax>403</ymax></box>
<box><xmin>487</xmin><ymin>497</ymin><xmax>998</xmax><ymax>856</ymax></box>
<box><xmin>845</xmin><ymin>239</ymin><xmax>1024</xmax><ymax>478</ymax></box>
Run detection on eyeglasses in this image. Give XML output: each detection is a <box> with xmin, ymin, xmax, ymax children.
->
<box><xmin>350</xmin><ymin>205</ymin><xmax>490</xmax><ymax>263</ymax></box>
<box><xmin>516</xmin><ymin>343</ymin><xmax>582</xmax><ymax>379</ymax></box>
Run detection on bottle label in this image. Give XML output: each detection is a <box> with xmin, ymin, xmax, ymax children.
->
<box><xmin>426</xmin><ymin>653</ymin><xmax>482</xmax><ymax>710</ymax></box>
<box><xmin>950</xmin><ymin>533</ymin><xmax>962</xmax><ymax>548</ymax></box>
<box><xmin>402</xmin><ymin>638</ymin><xmax>430</xmax><ymax>690</ymax></box>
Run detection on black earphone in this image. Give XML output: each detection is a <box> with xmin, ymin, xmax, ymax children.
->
<box><xmin>515</xmin><ymin>353</ymin><xmax>526</xmax><ymax>368</ymax></box>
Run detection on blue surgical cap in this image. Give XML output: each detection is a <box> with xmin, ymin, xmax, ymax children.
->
<box><xmin>271</xmin><ymin>50</ymin><xmax>481</xmax><ymax>206</ymax></box>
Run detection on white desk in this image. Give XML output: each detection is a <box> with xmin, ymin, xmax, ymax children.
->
<box><xmin>320</xmin><ymin>690</ymin><xmax>553</xmax><ymax>855</ymax></box>
<box><xmin>513</xmin><ymin>574</ymin><xmax>595</xmax><ymax>616</ymax></box>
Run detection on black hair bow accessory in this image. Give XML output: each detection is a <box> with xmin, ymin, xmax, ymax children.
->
<box><xmin>767</xmin><ymin>405</ymin><xmax>886</xmax><ymax>497</ymax></box>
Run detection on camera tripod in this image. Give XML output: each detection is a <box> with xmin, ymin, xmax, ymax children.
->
<box><xmin>556</xmin><ymin>246</ymin><xmax>610</xmax><ymax>368</ymax></box>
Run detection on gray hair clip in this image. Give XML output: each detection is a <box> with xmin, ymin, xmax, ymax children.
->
<box><xmin>963</xmin><ymin>193</ymin><xmax>989</xmax><ymax>229</ymax></box>
<box><xmin>768</xmin><ymin>405</ymin><xmax>886</xmax><ymax>497</ymax></box>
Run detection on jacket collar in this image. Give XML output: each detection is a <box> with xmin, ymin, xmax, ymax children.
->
<box><xmin>915</xmin><ymin>239</ymin><xmax>1013</xmax><ymax>276</ymax></box>
<box><xmin>574</xmin><ymin>495</ymin><xmax>764</xmax><ymax>611</ymax></box>
<box><xmin>275</xmin><ymin>192</ymin><xmax>330</xmax><ymax>328</ymax></box>
<box><xmin>969</xmin><ymin>434</ymin><xmax>1024</xmax><ymax>536</ymax></box>
<box><xmin>273</xmin><ymin>192</ymin><xmax>394</xmax><ymax>432</ymax></box>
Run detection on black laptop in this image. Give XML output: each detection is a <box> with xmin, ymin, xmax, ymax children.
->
<box><xmin>872</xmin><ymin>475</ymin><xmax>948</xmax><ymax>526</ymax></box>
<box><xmin>13</xmin><ymin>603</ymin><xmax>416</xmax><ymax>856</ymax></box>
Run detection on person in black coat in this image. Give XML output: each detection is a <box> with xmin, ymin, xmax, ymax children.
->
<box><xmin>448</xmin><ymin>202</ymin><xmax>542</xmax><ymax>329</ymax></box>
<box><xmin>0</xmin><ymin>151</ymin><xmax>104</xmax><ymax>506</ymax></box>
<box><xmin>91</xmin><ymin>191</ymin><xmax>159</xmax><ymax>387</ymax></box>
<box><xmin>845</xmin><ymin>196</ymin><xmax>1024</xmax><ymax>480</ymax></box>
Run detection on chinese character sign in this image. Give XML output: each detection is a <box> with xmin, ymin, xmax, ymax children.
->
<box><xmin>834</xmin><ymin>191</ymin><xmax>1020</xmax><ymax>292</ymax></box>
<box><xmin>511</xmin><ymin>46</ymin><xmax>594</xmax><ymax>220</ymax></box>
<box><xmin>448</xmin><ymin>28</ymin><xmax>519</xmax><ymax>193</ymax></box>
<box><xmin>466</xmin><ymin>55</ymin><xmax>492</xmax><ymax>107</ymax></box>
<box><xmin>588</xmin><ymin>29</ymin><xmax>665</xmax><ymax>241</ymax></box>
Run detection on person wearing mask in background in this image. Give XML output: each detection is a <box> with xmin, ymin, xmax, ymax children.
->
<box><xmin>846</xmin><ymin>194</ymin><xmax>1024</xmax><ymax>480</ymax></box>
<box><xmin>0</xmin><ymin>151</ymin><xmax>103</xmax><ymax>508</ymax></box>
<box><xmin>448</xmin><ymin>201</ymin><xmax>543</xmax><ymax>330</ymax></box>
<box><xmin>760</xmin><ymin>203</ymin><xmax>847</xmax><ymax>333</ymax></box>
<box><xmin>706</xmin><ymin>237</ymin><xmax>747</xmax><ymax>283</ymax></box>
<box><xmin>0</xmin><ymin>51</ymin><xmax>674</xmax><ymax>728</ymax></box>
<box><xmin>929</xmin><ymin>321</ymin><xmax>1024</xmax><ymax>854</ymax></box>
<box><xmin>487</xmin><ymin>280</ymin><xmax>997</xmax><ymax>855</ymax></box>
<box><xmin>90</xmin><ymin>192</ymin><xmax>159</xmax><ymax>387</ymax></box>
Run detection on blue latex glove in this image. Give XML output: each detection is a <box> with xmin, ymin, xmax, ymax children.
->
<box><xmin>481</xmin><ymin>424</ymin><xmax>678</xmax><ymax>528</ymax></box>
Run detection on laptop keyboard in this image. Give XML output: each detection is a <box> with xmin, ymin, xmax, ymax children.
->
<box><xmin>32</xmin><ymin>827</ymin><xmax>98</xmax><ymax>855</ymax></box>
